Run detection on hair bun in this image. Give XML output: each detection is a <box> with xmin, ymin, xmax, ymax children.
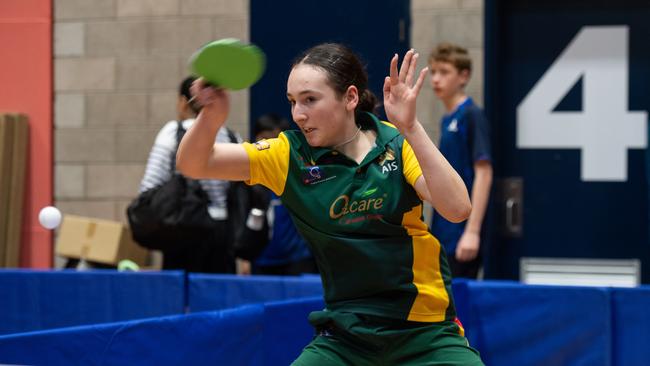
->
<box><xmin>358</xmin><ymin>89</ymin><xmax>378</xmax><ymax>113</ymax></box>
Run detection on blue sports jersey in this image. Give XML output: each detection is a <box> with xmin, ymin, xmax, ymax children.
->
<box><xmin>254</xmin><ymin>192</ymin><xmax>312</xmax><ymax>266</ymax></box>
<box><xmin>430</xmin><ymin>97</ymin><xmax>491</xmax><ymax>255</ymax></box>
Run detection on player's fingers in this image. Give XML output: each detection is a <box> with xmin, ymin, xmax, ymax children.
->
<box><xmin>389</xmin><ymin>54</ymin><xmax>399</xmax><ymax>85</ymax></box>
<box><xmin>197</xmin><ymin>85</ymin><xmax>220</xmax><ymax>106</ymax></box>
<box><xmin>414</xmin><ymin>67</ymin><xmax>429</xmax><ymax>95</ymax></box>
<box><xmin>191</xmin><ymin>78</ymin><xmax>216</xmax><ymax>103</ymax></box>
<box><xmin>190</xmin><ymin>79</ymin><xmax>203</xmax><ymax>98</ymax></box>
<box><xmin>214</xmin><ymin>87</ymin><xmax>228</xmax><ymax>97</ymax></box>
<box><xmin>383</xmin><ymin>76</ymin><xmax>391</xmax><ymax>102</ymax></box>
<box><xmin>215</xmin><ymin>88</ymin><xmax>230</xmax><ymax>104</ymax></box>
<box><xmin>399</xmin><ymin>49</ymin><xmax>414</xmax><ymax>82</ymax></box>
<box><xmin>405</xmin><ymin>52</ymin><xmax>418</xmax><ymax>86</ymax></box>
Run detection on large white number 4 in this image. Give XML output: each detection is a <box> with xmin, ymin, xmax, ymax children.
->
<box><xmin>517</xmin><ymin>26</ymin><xmax>647</xmax><ymax>182</ymax></box>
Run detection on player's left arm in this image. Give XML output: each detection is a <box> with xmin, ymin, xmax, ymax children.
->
<box><xmin>385</xmin><ymin>50</ymin><xmax>471</xmax><ymax>223</ymax></box>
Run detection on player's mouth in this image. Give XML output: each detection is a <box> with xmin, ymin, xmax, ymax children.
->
<box><xmin>303</xmin><ymin>127</ymin><xmax>316</xmax><ymax>134</ymax></box>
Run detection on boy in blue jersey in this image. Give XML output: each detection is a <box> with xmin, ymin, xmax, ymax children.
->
<box><xmin>429</xmin><ymin>43</ymin><xmax>493</xmax><ymax>279</ymax></box>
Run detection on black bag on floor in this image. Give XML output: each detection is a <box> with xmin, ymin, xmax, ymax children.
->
<box><xmin>127</xmin><ymin>121</ymin><xmax>215</xmax><ymax>251</ymax></box>
<box><xmin>230</xmin><ymin>184</ymin><xmax>271</xmax><ymax>261</ymax></box>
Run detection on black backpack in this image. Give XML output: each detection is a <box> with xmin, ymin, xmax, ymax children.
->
<box><xmin>127</xmin><ymin>121</ymin><xmax>219</xmax><ymax>251</ymax></box>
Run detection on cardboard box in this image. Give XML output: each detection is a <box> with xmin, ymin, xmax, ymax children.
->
<box><xmin>56</xmin><ymin>215</ymin><xmax>148</xmax><ymax>266</ymax></box>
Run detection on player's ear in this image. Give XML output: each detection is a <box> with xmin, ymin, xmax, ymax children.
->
<box><xmin>345</xmin><ymin>85</ymin><xmax>359</xmax><ymax>112</ymax></box>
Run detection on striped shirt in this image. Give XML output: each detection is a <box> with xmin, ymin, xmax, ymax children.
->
<box><xmin>139</xmin><ymin>118</ymin><xmax>241</xmax><ymax>220</ymax></box>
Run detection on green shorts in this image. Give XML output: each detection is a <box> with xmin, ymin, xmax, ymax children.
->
<box><xmin>291</xmin><ymin>310</ymin><xmax>484</xmax><ymax>366</ymax></box>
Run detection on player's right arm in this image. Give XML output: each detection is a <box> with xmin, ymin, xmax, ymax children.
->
<box><xmin>176</xmin><ymin>80</ymin><xmax>251</xmax><ymax>181</ymax></box>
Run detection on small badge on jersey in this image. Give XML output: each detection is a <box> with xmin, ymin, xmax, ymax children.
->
<box><xmin>377</xmin><ymin>147</ymin><xmax>395</xmax><ymax>166</ymax></box>
<box><xmin>447</xmin><ymin>119</ymin><xmax>458</xmax><ymax>132</ymax></box>
<box><xmin>378</xmin><ymin>147</ymin><xmax>398</xmax><ymax>174</ymax></box>
<box><xmin>302</xmin><ymin>166</ymin><xmax>336</xmax><ymax>185</ymax></box>
<box><xmin>254</xmin><ymin>140</ymin><xmax>271</xmax><ymax>150</ymax></box>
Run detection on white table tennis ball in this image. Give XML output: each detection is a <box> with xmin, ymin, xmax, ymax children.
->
<box><xmin>39</xmin><ymin>206</ymin><xmax>62</xmax><ymax>229</ymax></box>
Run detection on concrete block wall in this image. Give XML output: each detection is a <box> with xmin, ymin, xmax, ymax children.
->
<box><xmin>53</xmin><ymin>0</ymin><xmax>250</xmax><ymax>223</ymax></box>
<box><xmin>53</xmin><ymin>0</ymin><xmax>484</xmax><ymax>225</ymax></box>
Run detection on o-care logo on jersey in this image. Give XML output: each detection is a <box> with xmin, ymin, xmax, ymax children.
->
<box><xmin>378</xmin><ymin>147</ymin><xmax>398</xmax><ymax>174</ymax></box>
<box><xmin>329</xmin><ymin>192</ymin><xmax>384</xmax><ymax>219</ymax></box>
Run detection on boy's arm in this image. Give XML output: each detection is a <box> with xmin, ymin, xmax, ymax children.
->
<box><xmin>455</xmin><ymin>160</ymin><xmax>492</xmax><ymax>261</ymax></box>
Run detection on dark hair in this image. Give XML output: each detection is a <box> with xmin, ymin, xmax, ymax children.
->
<box><xmin>254</xmin><ymin>113</ymin><xmax>290</xmax><ymax>136</ymax></box>
<box><xmin>292</xmin><ymin>43</ymin><xmax>378</xmax><ymax>114</ymax></box>
<box><xmin>179</xmin><ymin>76</ymin><xmax>201</xmax><ymax>114</ymax></box>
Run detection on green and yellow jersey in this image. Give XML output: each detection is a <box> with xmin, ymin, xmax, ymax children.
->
<box><xmin>242</xmin><ymin>113</ymin><xmax>456</xmax><ymax>323</ymax></box>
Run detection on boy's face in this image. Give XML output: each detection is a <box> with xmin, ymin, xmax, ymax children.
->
<box><xmin>428</xmin><ymin>61</ymin><xmax>469</xmax><ymax>101</ymax></box>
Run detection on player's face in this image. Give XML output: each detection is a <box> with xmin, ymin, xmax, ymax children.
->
<box><xmin>287</xmin><ymin>64</ymin><xmax>351</xmax><ymax>147</ymax></box>
<box><xmin>429</xmin><ymin>61</ymin><xmax>469</xmax><ymax>101</ymax></box>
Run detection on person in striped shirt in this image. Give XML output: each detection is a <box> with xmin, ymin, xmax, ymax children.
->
<box><xmin>139</xmin><ymin>76</ymin><xmax>242</xmax><ymax>273</ymax></box>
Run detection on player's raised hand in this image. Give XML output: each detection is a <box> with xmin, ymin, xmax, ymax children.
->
<box><xmin>190</xmin><ymin>78</ymin><xmax>230</xmax><ymax>123</ymax></box>
<box><xmin>383</xmin><ymin>49</ymin><xmax>428</xmax><ymax>134</ymax></box>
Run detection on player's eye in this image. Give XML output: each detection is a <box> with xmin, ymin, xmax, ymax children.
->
<box><xmin>305</xmin><ymin>97</ymin><xmax>316</xmax><ymax>104</ymax></box>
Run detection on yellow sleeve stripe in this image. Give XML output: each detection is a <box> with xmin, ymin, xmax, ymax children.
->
<box><xmin>242</xmin><ymin>133</ymin><xmax>291</xmax><ymax>196</ymax></box>
<box><xmin>402</xmin><ymin>139</ymin><xmax>423</xmax><ymax>187</ymax></box>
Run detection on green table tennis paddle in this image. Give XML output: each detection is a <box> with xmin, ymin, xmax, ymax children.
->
<box><xmin>189</xmin><ymin>38</ymin><xmax>266</xmax><ymax>90</ymax></box>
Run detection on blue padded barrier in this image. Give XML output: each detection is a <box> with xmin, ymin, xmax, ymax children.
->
<box><xmin>3</xmin><ymin>271</ymin><xmax>648</xmax><ymax>366</ymax></box>
<box><xmin>0</xmin><ymin>297</ymin><xmax>324</xmax><ymax>366</ymax></box>
<box><xmin>610</xmin><ymin>286</ymin><xmax>650</xmax><ymax>366</ymax></box>
<box><xmin>263</xmin><ymin>296</ymin><xmax>324</xmax><ymax>365</ymax></box>
<box><xmin>463</xmin><ymin>281</ymin><xmax>612</xmax><ymax>366</ymax></box>
<box><xmin>0</xmin><ymin>304</ymin><xmax>265</xmax><ymax>366</ymax></box>
<box><xmin>188</xmin><ymin>273</ymin><xmax>323</xmax><ymax>312</ymax></box>
<box><xmin>0</xmin><ymin>269</ymin><xmax>185</xmax><ymax>335</ymax></box>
